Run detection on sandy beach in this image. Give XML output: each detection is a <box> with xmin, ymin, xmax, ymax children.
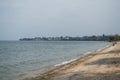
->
<box><xmin>32</xmin><ymin>42</ymin><xmax>120</xmax><ymax>80</ymax></box>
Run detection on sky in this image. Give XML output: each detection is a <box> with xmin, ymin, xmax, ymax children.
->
<box><xmin>0</xmin><ymin>0</ymin><xmax>120</xmax><ymax>40</ymax></box>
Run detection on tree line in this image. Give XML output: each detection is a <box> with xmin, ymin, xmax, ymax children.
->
<box><xmin>19</xmin><ymin>34</ymin><xmax>120</xmax><ymax>42</ymax></box>
<box><xmin>109</xmin><ymin>34</ymin><xmax>120</xmax><ymax>42</ymax></box>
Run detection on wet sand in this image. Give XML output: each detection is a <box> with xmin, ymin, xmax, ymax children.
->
<box><xmin>33</xmin><ymin>42</ymin><xmax>120</xmax><ymax>80</ymax></box>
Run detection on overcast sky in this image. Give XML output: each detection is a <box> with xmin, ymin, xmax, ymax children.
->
<box><xmin>0</xmin><ymin>0</ymin><xmax>120</xmax><ymax>40</ymax></box>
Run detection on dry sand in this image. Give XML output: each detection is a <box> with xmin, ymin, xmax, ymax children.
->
<box><xmin>33</xmin><ymin>42</ymin><xmax>120</xmax><ymax>80</ymax></box>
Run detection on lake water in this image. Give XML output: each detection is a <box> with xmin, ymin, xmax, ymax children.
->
<box><xmin>0</xmin><ymin>41</ymin><xmax>110</xmax><ymax>80</ymax></box>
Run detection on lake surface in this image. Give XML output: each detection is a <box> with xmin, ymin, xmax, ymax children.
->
<box><xmin>0</xmin><ymin>41</ymin><xmax>110</xmax><ymax>80</ymax></box>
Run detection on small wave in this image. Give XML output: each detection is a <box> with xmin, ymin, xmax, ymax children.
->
<box><xmin>54</xmin><ymin>51</ymin><xmax>93</xmax><ymax>67</ymax></box>
<box><xmin>85</xmin><ymin>51</ymin><xmax>91</xmax><ymax>54</ymax></box>
<box><xmin>54</xmin><ymin>58</ymin><xmax>78</xmax><ymax>67</ymax></box>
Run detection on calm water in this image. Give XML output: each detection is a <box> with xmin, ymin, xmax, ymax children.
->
<box><xmin>0</xmin><ymin>41</ymin><xmax>110</xmax><ymax>80</ymax></box>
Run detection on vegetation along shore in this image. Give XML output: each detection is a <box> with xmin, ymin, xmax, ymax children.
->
<box><xmin>19</xmin><ymin>34</ymin><xmax>120</xmax><ymax>41</ymax></box>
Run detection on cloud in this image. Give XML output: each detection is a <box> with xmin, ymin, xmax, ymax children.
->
<box><xmin>0</xmin><ymin>0</ymin><xmax>120</xmax><ymax>40</ymax></box>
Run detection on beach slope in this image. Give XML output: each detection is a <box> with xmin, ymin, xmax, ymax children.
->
<box><xmin>33</xmin><ymin>42</ymin><xmax>120</xmax><ymax>80</ymax></box>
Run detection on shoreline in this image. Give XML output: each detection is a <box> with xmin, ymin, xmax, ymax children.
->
<box><xmin>11</xmin><ymin>42</ymin><xmax>111</xmax><ymax>80</ymax></box>
<box><xmin>54</xmin><ymin>44</ymin><xmax>110</xmax><ymax>67</ymax></box>
<box><xmin>32</xmin><ymin>43</ymin><xmax>114</xmax><ymax>80</ymax></box>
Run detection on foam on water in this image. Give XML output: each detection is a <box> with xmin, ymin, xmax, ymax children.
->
<box><xmin>54</xmin><ymin>51</ymin><xmax>92</xmax><ymax>67</ymax></box>
<box><xmin>54</xmin><ymin>58</ymin><xmax>78</xmax><ymax>67</ymax></box>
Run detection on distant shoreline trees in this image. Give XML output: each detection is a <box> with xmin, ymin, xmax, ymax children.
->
<box><xmin>108</xmin><ymin>34</ymin><xmax>120</xmax><ymax>42</ymax></box>
<box><xmin>19</xmin><ymin>34</ymin><xmax>120</xmax><ymax>42</ymax></box>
